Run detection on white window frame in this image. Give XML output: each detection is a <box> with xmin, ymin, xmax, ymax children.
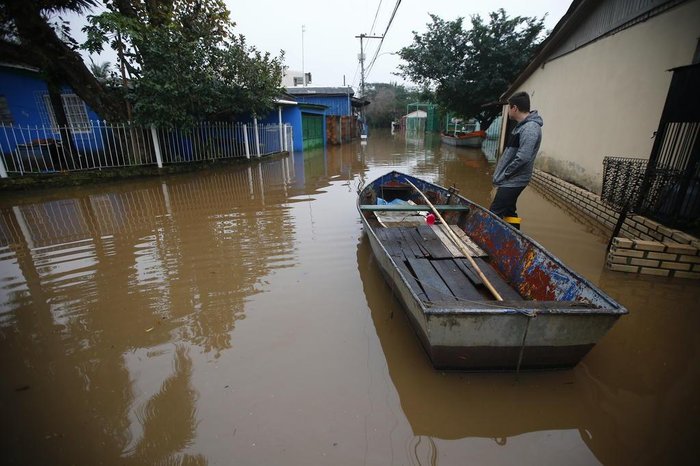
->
<box><xmin>43</xmin><ymin>94</ymin><xmax>91</xmax><ymax>133</ymax></box>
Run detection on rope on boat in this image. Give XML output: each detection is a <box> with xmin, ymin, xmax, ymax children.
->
<box><xmin>516</xmin><ymin>314</ymin><xmax>535</xmax><ymax>375</ymax></box>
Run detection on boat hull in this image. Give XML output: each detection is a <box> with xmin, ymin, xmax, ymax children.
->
<box><xmin>359</xmin><ymin>171</ymin><xmax>627</xmax><ymax>371</ymax></box>
<box><xmin>440</xmin><ymin>133</ymin><xmax>484</xmax><ymax>148</ymax></box>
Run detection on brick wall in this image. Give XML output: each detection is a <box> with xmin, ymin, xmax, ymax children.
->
<box><xmin>608</xmin><ymin>238</ymin><xmax>700</xmax><ymax>278</ymax></box>
<box><xmin>530</xmin><ymin>169</ymin><xmax>700</xmax><ymax>279</ymax></box>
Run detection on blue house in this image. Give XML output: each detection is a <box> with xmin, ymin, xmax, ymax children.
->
<box><xmin>258</xmin><ymin>94</ymin><xmax>327</xmax><ymax>152</ymax></box>
<box><xmin>285</xmin><ymin>87</ymin><xmax>368</xmax><ymax>145</ymax></box>
<box><xmin>1</xmin><ymin>62</ymin><xmax>330</xmax><ymax>173</ymax></box>
<box><xmin>0</xmin><ymin>62</ymin><xmax>106</xmax><ymax>171</ymax></box>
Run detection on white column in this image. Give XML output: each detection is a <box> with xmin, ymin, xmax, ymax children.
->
<box><xmin>258</xmin><ymin>162</ymin><xmax>265</xmax><ymax>204</ymax></box>
<box><xmin>12</xmin><ymin>206</ymin><xmax>35</xmax><ymax>250</ymax></box>
<box><xmin>150</xmin><ymin>125</ymin><xmax>163</xmax><ymax>168</ymax></box>
<box><xmin>278</xmin><ymin>106</ymin><xmax>284</xmax><ymax>152</ymax></box>
<box><xmin>243</xmin><ymin>124</ymin><xmax>250</xmax><ymax>159</ymax></box>
<box><xmin>0</xmin><ymin>153</ymin><xmax>8</xmax><ymax>178</ymax></box>
<box><xmin>253</xmin><ymin>117</ymin><xmax>261</xmax><ymax>157</ymax></box>
<box><xmin>161</xmin><ymin>182</ymin><xmax>172</xmax><ymax>216</ymax></box>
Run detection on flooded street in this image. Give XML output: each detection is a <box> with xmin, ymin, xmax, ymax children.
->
<box><xmin>1</xmin><ymin>130</ymin><xmax>698</xmax><ymax>465</ymax></box>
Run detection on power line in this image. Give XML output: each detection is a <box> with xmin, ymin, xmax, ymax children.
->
<box><xmin>365</xmin><ymin>0</ymin><xmax>402</xmax><ymax>79</ymax></box>
<box><xmin>369</xmin><ymin>0</ymin><xmax>384</xmax><ymax>35</ymax></box>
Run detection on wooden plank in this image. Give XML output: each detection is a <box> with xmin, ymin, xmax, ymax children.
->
<box><xmin>376</xmin><ymin>228</ymin><xmax>406</xmax><ymax>261</ymax></box>
<box><xmin>454</xmin><ymin>258</ymin><xmax>484</xmax><ymax>287</ymax></box>
<box><xmin>397</xmin><ymin>261</ymin><xmax>428</xmax><ymax>302</ymax></box>
<box><xmin>449</xmin><ymin>225</ymin><xmax>487</xmax><ymax>257</ymax></box>
<box><xmin>400</xmin><ymin>228</ymin><xmax>429</xmax><ymax>257</ymax></box>
<box><xmin>361</xmin><ymin>204</ymin><xmax>471</xmax><ymax>211</ymax></box>
<box><xmin>375</xmin><ymin>228</ymin><xmax>389</xmax><ymax>241</ymax></box>
<box><xmin>431</xmin><ymin>259</ymin><xmax>484</xmax><ymax>301</ymax></box>
<box><xmin>430</xmin><ymin>224</ymin><xmax>463</xmax><ymax>257</ymax></box>
<box><xmin>473</xmin><ymin>257</ymin><xmax>523</xmax><ymax>301</ymax></box>
<box><xmin>374</xmin><ymin>228</ymin><xmax>427</xmax><ymax>301</ymax></box>
<box><xmin>406</xmin><ymin>257</ymin><xmax>455</xmax><ymax>303</ymax></box>
<box><xmin>413</xmin><ymin>226</ymin><xmax>453</xmax><ymax>259</ymax></box>
<box><xmin>397</xmin><ymin>227</ymin><xmax>427</xmax><ymax>258</ymax></box>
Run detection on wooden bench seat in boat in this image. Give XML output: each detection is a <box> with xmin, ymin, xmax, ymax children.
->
<box><xmin>359</xmin><ymin>204</ymin><xmax>471</xmax><ymax>211</ymax></box>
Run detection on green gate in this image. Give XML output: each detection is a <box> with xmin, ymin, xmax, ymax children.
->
<box><xmin>302</xmin><ymin>114</ymin><xmax>324</xmax><ymax>150</ymax></box>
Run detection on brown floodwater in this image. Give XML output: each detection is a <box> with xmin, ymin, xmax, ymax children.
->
<box><xmin>1</xmin><ymin>130</ymin><xmax>698</xmax><ymax>465</ymax></box>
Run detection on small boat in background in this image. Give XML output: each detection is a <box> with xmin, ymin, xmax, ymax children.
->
<box><xmin>357</xmin><ymin>171</ymin><xmax>627</xmax><ymax>371</ymax></box>
<box><xmin>440</xmin><ymin>130</ymin><xmax>487</xmax><ymax>147</ymax></box>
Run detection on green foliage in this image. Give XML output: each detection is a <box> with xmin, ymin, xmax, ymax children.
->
<box><xmin>398</xmin><ymin>9</ymin><xmax>545</xmax><ymax>130</ymax></box>
<box><xmin>82</xmin><ymin>0</ymin><xmax>283</xmax><ymax>127</ymax></box>
<box><xmin>364</xmin><ymin>83</ymin><xmax>434</xmax><ymax>128</ymax></box>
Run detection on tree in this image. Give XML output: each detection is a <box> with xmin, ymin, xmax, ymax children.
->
<box><xmin>364</xmin><ymin>83</ymin><xmax>435</xmax><ymax>128</ymax></box>
<box><xmin>1</xmin><ymin>0</ymin><xmax>284</xmax><ymax>127</ymax></box>
<box><xmin>83</xmin><ymin>0</ymin><xmax>284</xmax><ymax>127</ymax></box>
<box><xmin>398</xmin><ymin>9</ymin><xmax>545</xmax><ymax>130</ymax></box>
<box><xmin>0</xmin><ymin>0</ymin><xmax>126</xmax><ymax>121</ymax></box>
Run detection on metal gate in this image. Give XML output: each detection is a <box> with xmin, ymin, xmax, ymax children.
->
<box><xmin>302</xmin><ymin>113</ymin><xmax>324</xmax><ymax>150</ymax></box>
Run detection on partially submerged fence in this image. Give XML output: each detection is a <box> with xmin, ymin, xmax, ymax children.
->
<box><xmin>0</xmin><ymin>121</ymin><xmax>293</xmax><ymax>177</ymax></box>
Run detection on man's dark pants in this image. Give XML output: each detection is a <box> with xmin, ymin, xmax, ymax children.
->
<box><xmin>489</xmin><ymin>186</ymin><xmax>526</xmax><ymax>218</ymax></box>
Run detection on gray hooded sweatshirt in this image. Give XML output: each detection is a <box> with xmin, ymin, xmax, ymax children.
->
<box><xmin>492</xmin><ymin>111</ymin><xmax>543</xmax><ymax>188</ymax></box>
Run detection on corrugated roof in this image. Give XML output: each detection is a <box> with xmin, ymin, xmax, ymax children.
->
<box><xmin>285</xmin><ymin>86</ymin><xmax>355</xmax><ymax>96</ymax></box>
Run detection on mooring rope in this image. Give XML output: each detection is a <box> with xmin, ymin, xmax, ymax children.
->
<box><xmin>515</xmin><ymin>314</ymin><xmax>535</xmax><ymax>375</ymax></box>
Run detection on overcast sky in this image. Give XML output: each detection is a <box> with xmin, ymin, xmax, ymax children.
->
<box><xmin>73</xmin><ymin>0</ymin><xmax>571</xmax><ymax>91</ymax></box>
<box><xmin>227</xmin><ymin>0</ymin><xmax>571</xmax><ymax>89</ymax></box>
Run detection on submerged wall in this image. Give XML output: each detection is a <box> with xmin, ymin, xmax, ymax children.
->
<box><xmin>530</xmin><ymin>169</ymin><xmax>700</xmax><ymax>279</ymax></box>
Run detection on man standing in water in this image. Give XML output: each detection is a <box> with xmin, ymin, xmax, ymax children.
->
<box><xmin>490</xmin><ymin>91</ymin><xmax>543</xmax><ymax>222</ymax></box>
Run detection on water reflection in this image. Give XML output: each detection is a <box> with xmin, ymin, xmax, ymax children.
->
<box><xmin>0</xmin><ymin>155</ymin><xmax>305</xmax><ymax>464</ymax></box>
<box><xmin>122</xmin><ymin>345</ymin><xmax>206</xmax><ymax>465</ymax></box>
<box><xmin>1</xmin><ymin>131</ymin><xmax>698</xmax><ymax>465</ymax></box>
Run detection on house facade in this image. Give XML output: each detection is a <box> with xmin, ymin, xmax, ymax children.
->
<box><xmin>285</xmin><ymin>87</ymin><xmax>366</xmax><ymax>144</ymax></box>
<box><xmin>0</xmin><ymin>62</ymin><xmax>104</xmax><ymax>167</ymax></box>
<box><xmin>501</xmin><ymin>0</ymin><xmax>700</xmax><ymax>193</ymax></box>
<box><xmin>258</xmin><ymin>96</ymin><xmax>327</xmax><ymax>152</ymax></box>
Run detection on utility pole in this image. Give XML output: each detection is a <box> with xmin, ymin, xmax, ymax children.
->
<box><xmin>354</xmin><ymin>34</ymin><xmax>382</xmax><ymax>98</ymax></box>
<box><xmin>302</xmin><ymin>25</ymin><xmax>306</xmax><ymax>86</ymax></box>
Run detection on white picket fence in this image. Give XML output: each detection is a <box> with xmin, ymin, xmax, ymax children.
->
<box><xmin>0</xmin><ymin>121</ymin><xmax>293</xmax><ymax>177</ymax></box>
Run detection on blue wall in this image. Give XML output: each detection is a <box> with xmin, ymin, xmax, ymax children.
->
<box><xmin>1</xmin><ymin>68</ymin><xmax>50</xmax><ymax>127</ymax></box>
<box><xmin>292</xmin><ymin>95</ymin><xmax>351</xmax><ymax>116</ymax></box>
<box><xmin>259</xmin><ymin>105</ymin><xmax>326</xmax><ymax>152</ymax></box>
<box><xmin>0</xmin><ymin>66</ymin><xmax>103</xmax><ymax>153</ymax></box>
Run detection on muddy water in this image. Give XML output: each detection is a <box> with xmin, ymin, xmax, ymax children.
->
<box><xmin>1</xmin><ymin>130</ymin><xmax>698</xmax><ymax>465</ymax></box>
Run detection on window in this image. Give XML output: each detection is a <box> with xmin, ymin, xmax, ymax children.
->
<box><xmin>43</xmin><ymin>93</ymin><xmax>91</xmax><ymax>133</ymax></box>
<box><xmin>293</xmin><ymin>76</ymin><xmax>304</xmax><ymax>86</ymax></box>
<box><xmin>0</xmin><ymin>95</ymin><xmax>13</xmax><ymax>125</ymax></box>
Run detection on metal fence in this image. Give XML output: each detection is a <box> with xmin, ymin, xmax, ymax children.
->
<box><xmin>0</xmin><ymin>121</ymin><xmax>293</xmax><ymax>176</ymax></box>
<box><xmin>601</xmin><ymin>156</ymin><xmax>648</xmax><ymax>212</ymax></box>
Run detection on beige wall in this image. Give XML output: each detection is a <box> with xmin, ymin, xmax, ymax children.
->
<box><xmin>514</xmin><ymin>0</ymin><xmax>700</xmax><ymax>193</ymax></box>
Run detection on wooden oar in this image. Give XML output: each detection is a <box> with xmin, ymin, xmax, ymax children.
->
<box><xmin>406</xmin><ymin>180</ymin><xmax>504</xmax><ymax>301</ymax></box>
